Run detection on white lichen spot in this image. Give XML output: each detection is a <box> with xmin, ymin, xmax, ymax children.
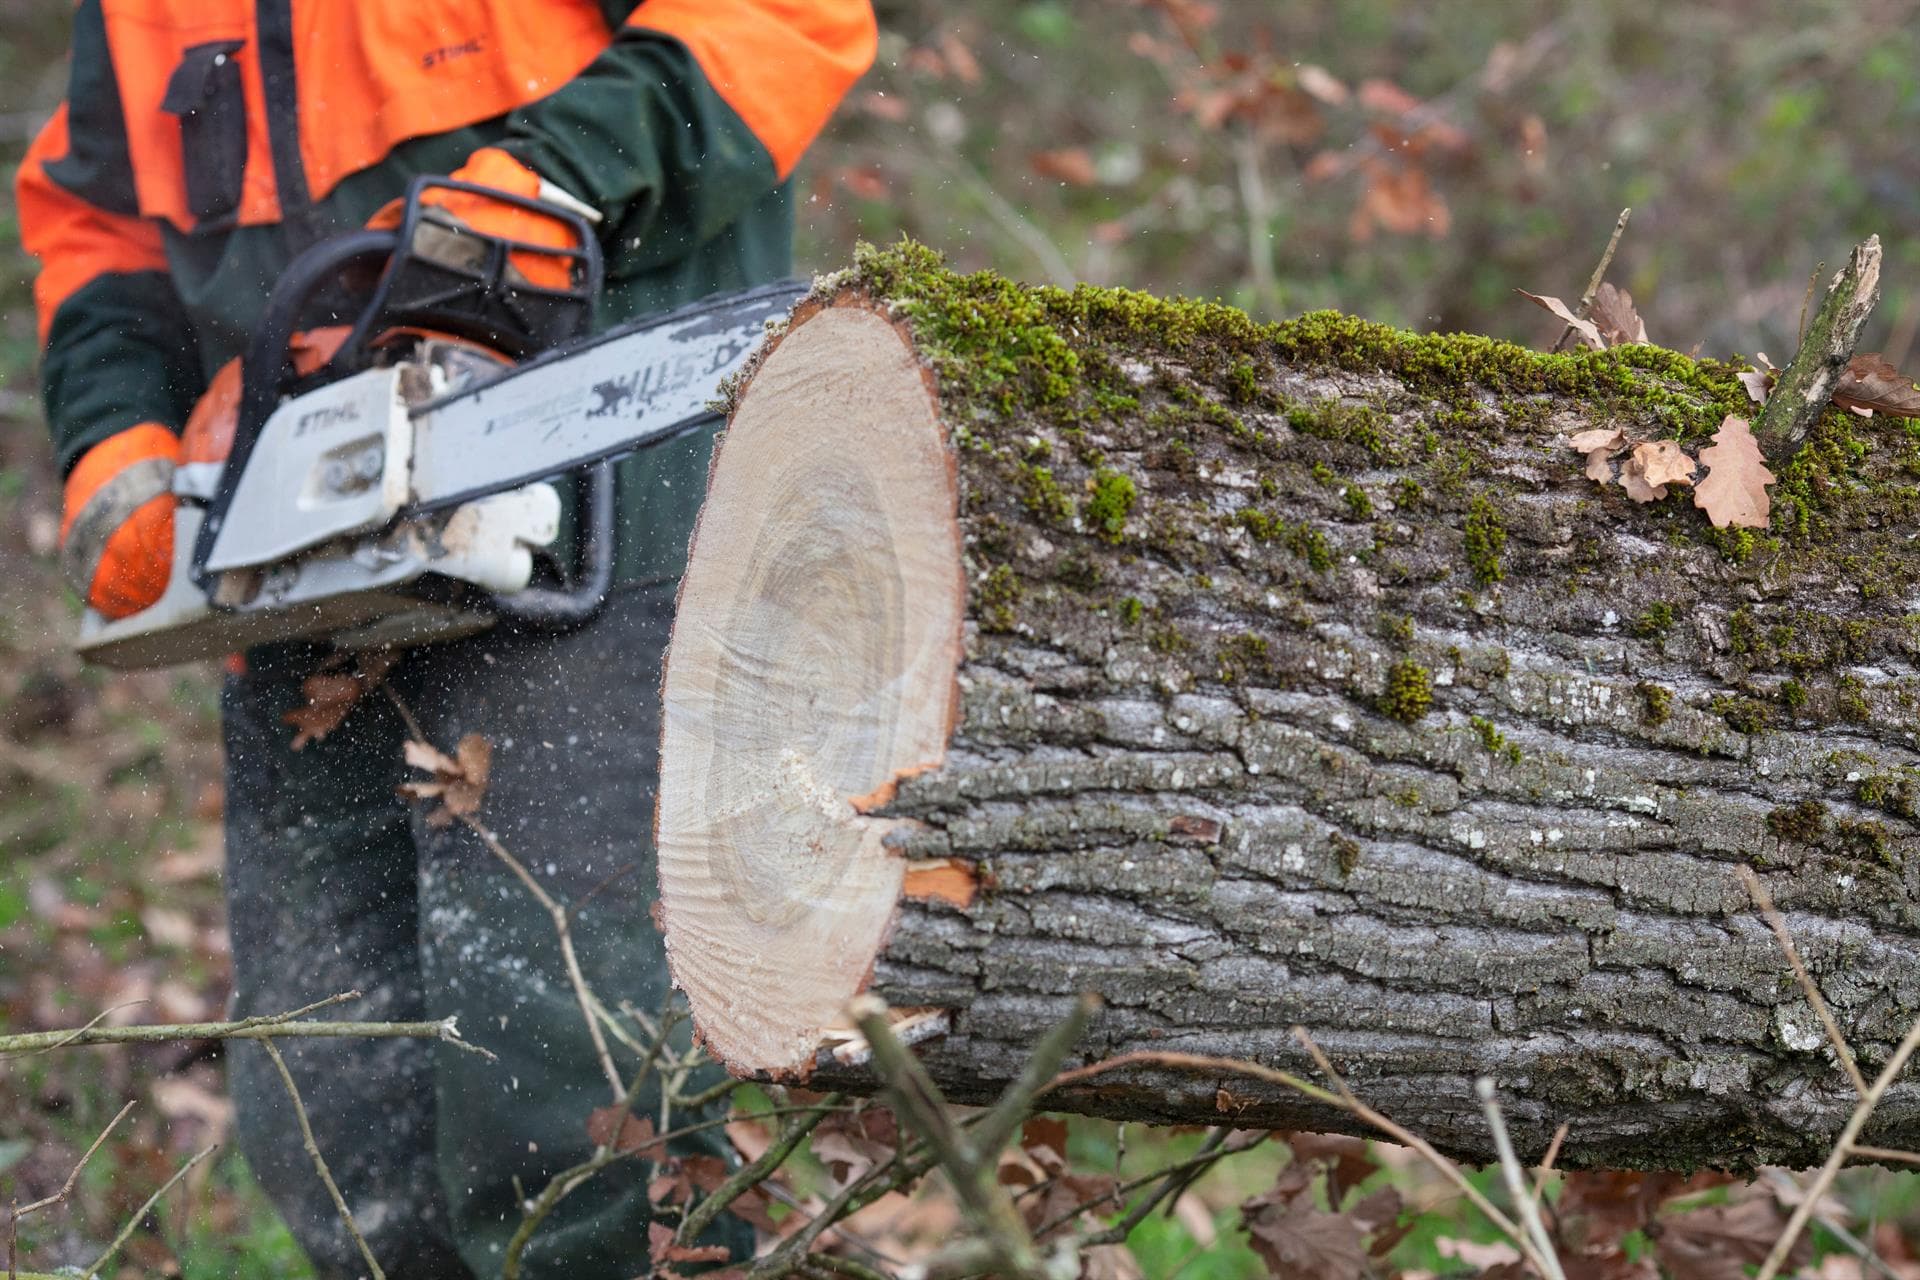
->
<box><xmin>1530</xmin><ymin>830</ymin><xmax>1544</xmax><ymax>846</ymax></box>
<box><xmin>1775</xmin><ymin>1009</ymin><xmax>1825</xmax><ymax>1052</ymax></box>
<box><xmin>1546</xmin><ymin>829</ymin><xmax>1564</xmax><ymax>843</ymax></box>
<box><xmin>1603</xmin><ymin>610</ymin><xmax>1619</xmax><ymax>628</ymax></box>
<box><xmin>1282</xmin><ymin>843</ymin><xmax>1306</xmax><ymax>872</ymax></box>
<box><xmin>1838</xmin><ymin>874</ymin><xmax>1856</xmax><ymax>891</ymax></box>
<box><xmin>1330</xmin><ymin>713</ymin><xmax>1353</xmax><ymax>732</ymax></box>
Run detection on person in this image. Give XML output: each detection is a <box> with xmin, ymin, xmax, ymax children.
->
<box><xmin>16</xmin><ymin>3</ymin><xmax>876</xmax><ymax>1275</ymax></box>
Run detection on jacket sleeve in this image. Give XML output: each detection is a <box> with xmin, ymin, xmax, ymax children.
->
<box><xmin>17</xmin><ymin>2</ymin><xmax>203</xmax><ymax>475</ymax></box>
<box><xmin>495</xmin><ymin>0</ymin><xmax>877</xmax><ymax>272</ymax></box>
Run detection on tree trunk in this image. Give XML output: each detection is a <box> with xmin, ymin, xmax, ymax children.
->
<box><xmin>655</xmin><ymin>241</ymin><xmax>1920</xmax><ymax>1169</ymax></box>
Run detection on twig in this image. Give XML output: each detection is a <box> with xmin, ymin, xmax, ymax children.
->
<box><xmin>1755</xmin><ymin>1011</ymin><xmax>1920</xmax><ymax>1280</ymax></box>
<box><xmin>1530</xmin><ymin>1122</ymin><xmax>1569</xmax><ymax>1206</ymax></box>
<box><xmin>1232</xmin><ymin>128</ymin><xmax>1280</xmax><ymax>317</ymax></box>
<box><xmin>1551</xmin><ymin>208</ymin><xmax>1631</xmax><ymax>353</ymax></box>
<box><xmin>1477</xmin><ymin>1079</ymin><xmax>1567</xmax><ymax>1280</ymax></box>
<box><xmin>1753</xmin><ymin>235</ymin><xmax>1883</xmax><ymax>460</ymax></box>
<box><xmin>7</xmin><ymin>1100</ymin><xmax>136</xmax><ymax>1278</ymax></box>
<box><xmin>1044</xmin><ymin>1042</ymin><xmax>1542</xmax><ymax>1272</ymax></box>
<box><xmin>1741</xmin><ymin>865</ymin><xmax>1868</xmax><ymax>1097</ymax></box>
<box><xmin>970</xmin><ymin>993</ymin><xmax>1099</xmax><ymax>1163</ymax></box>
<box><xmin>1075</xmin><ymin>1128</ymin><xmax>1239</xmax><ymax>1247</ymax></box>
<box><xmin>675</xmin><ymin>1095</ymin><xmax>841</xmax><ymax>1249</ymax></box>
<box><xmin>1761</xmin><ymin>1168</ymin><xmax>1903</xmax><ymax>1280</ymax></box>
<box><xmin>460</xmin><ymin>814</ymin><xmax>623</xmax><ymax>1101</ymax></box>
<box><xmin>77</xmin><ymin>1145</ymin><xmax>215</xmax><ymax>1280</ymax></box>
<box><xmin>262</xmin><ymin>1042</ymin><xmax>384</xmax><ymax>1280</ymax></box>
<box><xmin>0</xmin><ymin>1015</ymin><xmax>484</xmax><ymax>1057</ymax></box>
<box><xmin>1849</xmin><ymin>1145</ymin><xmax>1920</xmax><ymax>1167</ymax></box>
<box><xmin>851</xmin><ymin>995</ymin><xmax>1047</xmax><ymax>1279</ymax></box>
<box><xmin>19</xmin><ymin>1002</ymin><xmax>149</xmax><ymax>1057</ymax></box>
<box><xmin>1799</xmin><ymin>261</ymin><xmax>1826</xmax><ymax>346</ymax></box>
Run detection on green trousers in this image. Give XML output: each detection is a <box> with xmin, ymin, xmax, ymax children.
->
<box><xmin>221</xmin><ymin>449</ymin><xmax>744</xmax><ymax>1277</ymax></box>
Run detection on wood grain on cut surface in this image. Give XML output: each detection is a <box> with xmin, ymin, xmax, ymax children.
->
<box><xmin>657</xmin><ymin>305</ymin><xmax>964</xmax><ymax>1075</ymax></box>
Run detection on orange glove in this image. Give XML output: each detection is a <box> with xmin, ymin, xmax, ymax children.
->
<box><xmin>368</xmin><ymin>149</ymin><xmax>587</xmax><ymax>291</ymax></box>
<box><xmin>61</xmin><ymin>423</ymin><xmax>180</xmax><ymax>619</ymax></box>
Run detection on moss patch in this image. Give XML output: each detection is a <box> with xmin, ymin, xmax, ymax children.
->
<box><xmin>1379</xmin><ymin>660</ymin><xmax>1434</xmax><ymax>723</ymax></box>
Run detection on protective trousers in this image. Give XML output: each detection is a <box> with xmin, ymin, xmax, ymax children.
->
<box><xmin>220</xmin><ymin>487</ymin><xmax>745</xmax><ymax>1277</ymax></box>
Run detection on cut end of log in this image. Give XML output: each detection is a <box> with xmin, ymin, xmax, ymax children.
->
<box><xmin>656</xmin><ymin>301</ymin><xmax>964</xmax><ymax>1077</ymax></box>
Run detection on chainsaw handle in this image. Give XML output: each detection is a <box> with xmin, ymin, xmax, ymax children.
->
<box><xmin>190</xmin><ymin>228</ymin><xmax>400</xmax><ymax>586</ymax></box>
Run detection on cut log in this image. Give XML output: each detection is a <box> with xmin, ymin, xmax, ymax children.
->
<box><xmin>657</xmin><ymin>241</ymin><xmax>1920</xmax><ymax>1168</ymax></box>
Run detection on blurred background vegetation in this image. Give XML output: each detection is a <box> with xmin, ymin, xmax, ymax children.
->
<box><xmin>5</xmin><ymin>0</ymin><xmax>1920</xmax><ymax>1273</ymax></box>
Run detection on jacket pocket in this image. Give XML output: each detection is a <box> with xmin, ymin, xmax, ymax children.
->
<box><xmin>161</xmin><ymin>39</ymin><xmax>248</xmax><ymax>222</ymax></box>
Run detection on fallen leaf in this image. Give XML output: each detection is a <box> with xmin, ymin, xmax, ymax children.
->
<box><xmin>1357</xmin><ymin>77</ymin><xmax>1422</xmax><ymax>117</ymax></box>
<box><xmin>1245</xmin><ymin>1198</ymin><xmax>1367</xmax><ymax>1280</ymax></box>
<box><xmin>400</xmin><ymin>731</ymin><xmax>494</xmax><ymax>826</ymax></box>
<box><xmin>1738</xmin><ymin>369</ymin><xmax>1771</xmax><ymax>405</ymax></box>
<box><xmin>1030</xmin><ymin>148</ymin><xmax>1098</xmax><ymax>187</ymax></box>
<box><xmin>1693</xmin><ymin>415</ymin><xmax>1776</xmax><ymax>529</ymax></box>
<box><xmin>649</xmin><ymin>1220</ymin><xmax>732</xmax><ymax>1267</ymax></box>
<box><xmin>1283</xmin><ymin>1131</ymin><xmax>1377</xmax><ymax>1203</ymax></box>
<box><xmin>1833</xmin><ymin>352</ymin><xmax>1920</xmax><ymax>418</ymax></box>
<box><xmin>1517</xmin><ymin>289</ymin><xmax>1603</xmax><ymax>351</ymax></box>
<box><xmin>282</xmin><ymin>651</ymin><xmax>399</xmax><ymax>749</ymax></box>
<box><xmin>1633</xmin><ymin>439</ymin><xmax>1697</xmax><ymax>489</ymax></box>
<box><xmin>1587</xmin><ymin>448</ymin><xmax>1618</xmax><ymax>484</ymax></box>
<box><xmin>587</xmin><ymin>1105</ymin><xmax>659</xmax><ymax>1156</ymax></box>
<box><xmin>1296</xmin><ymin>64</ymin><xmax>1349</xmax><ymax>105</ymax></box>
<box><xmin>1569</xmin><ymin>428</ymin><xmax>1627</xmax><ymax>454</ymax></box>
<box><xmin>1589</xmin><ymin>282</ymin><xmax>1648</xmax><ymax>346</ymax></box>
<box><xmin>1619</xmin><ymin>452</ymin><xmax>1668</xmax><ymax>502</ymax></box>
<box><xmin>1655</xmin><ymin>1197</ymin><xmax>1799</xmax><ymax>1280</ymax></box>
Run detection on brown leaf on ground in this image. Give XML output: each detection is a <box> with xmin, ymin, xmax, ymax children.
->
<box><xmin>1619</xmin><ymin>453</ymin><xmax>1668</xmax><ymax>502</ymax></box>
<box><xmin>1738</xmin><ymin>368</ymin><xmax>1772</xmax><ymax>405</ymax></box>
<box><xmin>1352</xmin><ymin>164</ymin><xmax>1450</xmax><ymax>241</ymax></box>
<box><xmin>399</xmin><ymin>731</ymin><xmax>493</xmax><ymax>826</ymax></box>
<box><xmin>1655</xmin><ymin>1196</ymin><xmax>1800</xmax><ymax>1280</ymax></box>
<box><xmin>1283</xmin><ymin>1131</ymin><xmax>1377</xmax><ymax>1203</ymax></box>
<box><xmin>1295</xmin><ymin>64</ymin><xmax>1349</xmax><ymax>105</ymax></box>
<box><xmin>1569</xmin><ymin>427</ymin><xmax>1627</xmax><ymax>454</ymax></box>
<box><xmin>586</xmin><ymin>1105</ymin><xmax>659</xmax><ymax>1156</ymax></box>
<box><xmin>1693</xmin><ymin>415</ymin><xmax>1776</xmax><ymax>529</ymax></box>
<box><xmin>1833</xmin><ymin>352</ymin><xmax>1920</xmax><ymax>417</ymax></box>
<box><xmin>1243</xmin><ymin>1197</ymin><xmax>1367</xmax><ymax>1280</ymax></box>
<box><xmin>1081</xmin><ymin>1242</ymin><xmax>1146</xmax><ymax>1279</ymax></box>
<box><xmin>1350</xmin><ymin>1186</ymin><xmax>1410</xmax><ymax>1255</ymax></box>
<box><xmin>1589</xmin><ymin>282</ymin><xmax>1649</xmax><ymax>346</ymax></box>
<box><xmin>1633</xmin><ymin>439</ymin><xmax>1697</xmax><ymax>489</ymax></box>
<box><xmin>1517</xmin><ymin>289</ymin><xmax>1604</xmax><ymax>351</ymax></box>
<box><xmin>1586</xmin><ymin>448</ymin><xmax>1618</xmax><ymax>484</ymax></box>
<box><xmin>649</xmin><ymin>1220</ymin><xmax>732</xmax><ymax>1267</ymax></box>
<box><xmin>1557</xmin><ymin>1171</ymin><xmax>1733</xmax><ymax>1252</ymax></box>
<box><xmin>810</xmin><ymin>1105</ymin><xmax>900</xmax><ymax>1186</ymax></box>
<box><xmin>1030</xmin><ymin>148</ymin><xmax>1099</xmax><ymax>187</ymax></box>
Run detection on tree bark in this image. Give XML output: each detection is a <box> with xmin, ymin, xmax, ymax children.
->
<box><xmin>656</xmin><ymin>241</ymin><xmax>1920</xmax><ymax>1169</ymax></box>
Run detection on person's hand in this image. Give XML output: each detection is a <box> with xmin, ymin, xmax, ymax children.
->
<box><xmin>61</xmin><ymin>423</ymin><xmax>180</xmax><ymax>619</ymax></box>
<box><xmin>368</xmin><ymin>149</ymin><xmax>587</xmax><ymax>290</ymax></box>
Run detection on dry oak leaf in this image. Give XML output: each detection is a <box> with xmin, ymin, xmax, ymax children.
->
<box><xmin>282</xmin><ymin>650</ymin><xmax>400</xmax><ymax>750</ymax></box>
<box><xmin>1653</xmin><ymin>1196</ymin><xmax>1801</xmax><ymax>1280</ymax></box>
<box><xmin>1282</xmin><ymin>1131</ymin><xmax>1378</xmax><ymax>1204</ymax></box>
<box><xmin>1833</xmin><ymin>352</ymin><xmax>1920</xmax><ymax>418</ymax></box>
<box><xmin>1243</xmin><ymin>1197</ymin><xmax>1367</xmax><ymax>1280</ymax></box>
<box><xmin>586</xmin><ymin>1105</ymin><xmax>660</xmax><ymax>1157</ymax></box>
<box><xmin>1030</xmin><ymin>148</ymin><xmax>1099</xmax><ymax>187</ymax></box>
<box><xmin>1692</xmin><ymin>415</ymin><xmax>1776</xmax><ymax>530</ymax></box>
<box><xmin>399</xmin><ymin>732</ymin><xmax>493</xmax><ymax>827</ymax></box>
<box><xmin>1517</xmin><ymin>289</ymin><xmax>1603</xmax><ymax>352</ymax></box>
<box><xmin>1589</xmin><ymin>282</ymin><xmax>1649</xmax><ymax>346</ymax></box>
<box><xmin>1633</xmin><ymin>439</ymin><xmax>1697</xmax><ymax>490</ymax></box>
<box><xmin>648</xmin><ymin>1220</ymin><xmax>731</xmax><ymax>1269</ymax></box>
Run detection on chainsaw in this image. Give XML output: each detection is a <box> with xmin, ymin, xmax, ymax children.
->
<box><xmin>76</xmin><ymin>175</ymin><xmax>804</xmax><ymax>669</ymax></box>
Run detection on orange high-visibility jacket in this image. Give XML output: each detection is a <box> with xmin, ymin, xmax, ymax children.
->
<box><xmin>18</xmin><ymin>0</ymin><xmax>877</xmax><ymax>475</ymax></box>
